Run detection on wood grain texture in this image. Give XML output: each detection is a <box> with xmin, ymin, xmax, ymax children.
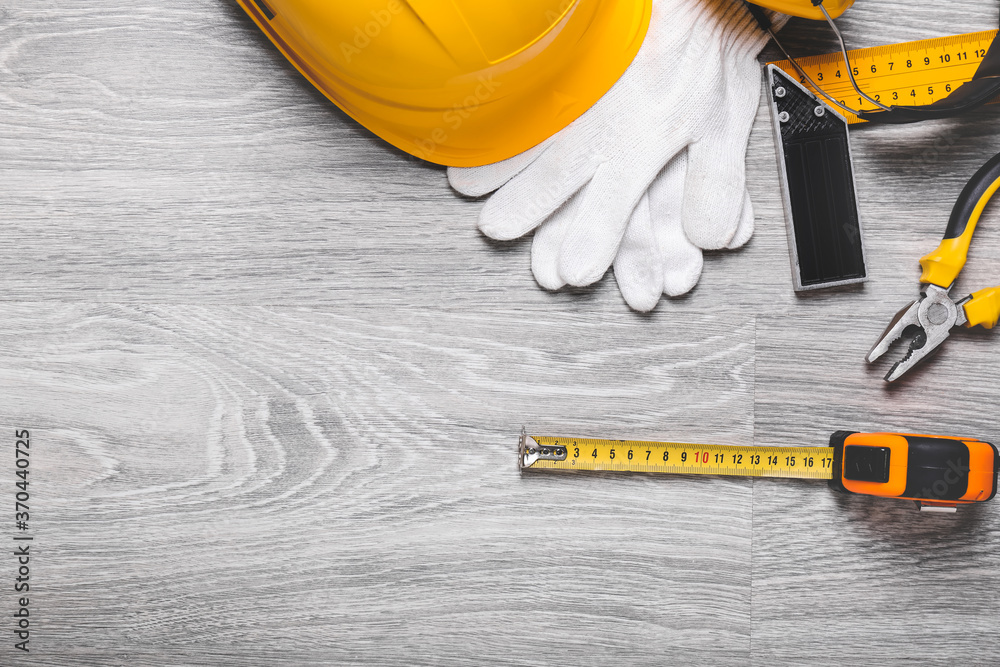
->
<box><xmin>1</xmin><ymin>0</ymin><xmax>1000</xmax><ymax>664</ymax></box>
<box><xmin>752</xmin><ymin>314</ymin><xmax>1000</xmax><ymax>666</ymax></box>
<box><xmin>2</xmin><ymin>305</ymin><xmax>756</xmax><ymax>665</ymax></box>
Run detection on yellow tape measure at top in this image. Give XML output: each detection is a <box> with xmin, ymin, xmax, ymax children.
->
<box><xmin>520</xmin><ymin>434</ymin><xmax>835</xmax><ymax>479</ymax></box>
<box><xmin>769</xmin><ymin>29</ymin><xmax>999</xmax><ymax>123</ymax></box>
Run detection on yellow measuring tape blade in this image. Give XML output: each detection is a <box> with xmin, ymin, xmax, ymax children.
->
<box><xmin>521</xmin><ymin>435</ymin><xmax>835</xmax><ymax>480</ymax></box>
<box><xmin>769</xmin><ymin>29</ymin><xmax>999</xmax><ymax>124</ymax></box>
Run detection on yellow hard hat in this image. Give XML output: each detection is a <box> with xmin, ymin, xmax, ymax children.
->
<box><xmin>236</xmin><ymin>0</ymin><xmax>652</xmax><ymax>167</ymax></box>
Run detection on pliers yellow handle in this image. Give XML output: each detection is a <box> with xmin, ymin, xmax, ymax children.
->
<box><xmin>919</xmin><ymin>152</ymin><xmax>1000</xmax><ymax>329</ymax></box>
<box><xmin>868</xmin><ymin>151</ymin><xmax>1000</xmax><ymax>382</ymax></box>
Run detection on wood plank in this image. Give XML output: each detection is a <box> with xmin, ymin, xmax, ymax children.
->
<box><xmin>0</xmin><ymin>304</ymin><xmax>755</xmax><ymax>664</ymax></box>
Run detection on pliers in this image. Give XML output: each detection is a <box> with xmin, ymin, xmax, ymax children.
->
<box><xmin>867</xmin><ymin>151</ymin><xmax>1000</xmax><ymax>382</ymax></box>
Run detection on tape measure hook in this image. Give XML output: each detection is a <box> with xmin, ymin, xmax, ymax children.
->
<box><xmin>519</xmin><ymin>430</ymin><xmax>567</xmax><ymax>469</ymax></box>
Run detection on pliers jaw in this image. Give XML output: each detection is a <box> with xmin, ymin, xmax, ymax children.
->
<box><xmin>867</xmin><ymin>150</ymin><xmax>1000</xmax><ymax>382</ymax></box>
<box><xmin>866</xmin><ymin>284</ymin><xmax>966</xmax><ymax>382</ymax></box>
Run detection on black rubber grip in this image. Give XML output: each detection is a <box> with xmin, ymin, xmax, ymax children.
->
<box><xmin>899</xmin><ymin>436</ymin><xmax>970</xmax><ymax>501</ymax></box>
<box><xmin>944</xmin><ymin>149</ymin><xmax>1000</xmax><ymax>239</ymax></box>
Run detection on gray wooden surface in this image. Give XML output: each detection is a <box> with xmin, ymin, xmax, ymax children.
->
<box><xmin>2</xmin><ymin>1</ymin><xmax>999</xmax><ymax>665</ymax></box>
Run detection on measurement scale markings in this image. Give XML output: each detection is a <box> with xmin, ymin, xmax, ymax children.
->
<box><xmin>831</xmin><ymin>65</ymin><xmax>979</xmax><ymax>86</ymax></box>
<box><xmin>792</xmin><ymin>56</ymin><xmax>983</xmax><ymax>75</ymax></box>
<box><xmin>777</xmin><ymin>66</ymin><xmax>981</xmax><ymax>95</ymax></box>
<box><xmin>769</xmin><ymin>29</ymin><xmax>998</xmax><ymax>123</ymax></box>
<box><xmin>797</xmin><ymin>65</ymin><xmax>980</xmax><ymax>88</ymax></box>
<box><xmin>523</xmin><ymin>436</ymin><xmax>835</xmax><ymax>480</ymax></box>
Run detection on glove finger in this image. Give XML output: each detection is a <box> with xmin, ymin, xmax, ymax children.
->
<box><xmin>647</xmin><ymin>155</ymin><xmax>704</xmax><ymax>298</ymax></box>
<box><xmin>477</xmin><ymin>139</ymin><xmax>599</xmax><ymax>241</ymax></box>
<box><xmin>447</xmin><ymin>139</ymin><xmax>552</xmax><ymax>197</ymax></box>
<box><xmin>650</xmin><ymin>188</ymin><xmax>749</xmax><ymax>299</ymax></box>
<box><xmin>647</xmin><ymin>149</ymin><xmax>688</xmax><ymax>226</ymax></box>
<box><xmin>659</xmin><ymin>227</ymin><xmax>703</xmax><ymax>297</ymax></box>
<box><xmin>613</xmin><ymin>153</ymin><xmax>687</xmax><ymax>308</ymax></box>
<box><xmin>556</xmin><ymin>164</ymin><xmax>637</xmax><ymax>286</ymax></box>
<box><xmin>682</xmin><ymin>71</ymin><xmax>762</xmax><ymax>249</ymax></box>
<box><xmin>556</xmin><ymin>146</ymin><xmax>678</xmax><ymax>287</ymax></box>
<box><xmin>531</xmin><ymin>192</ymin><xmax>586</xmax><ymax>291</ymax></box>
<box><xmin>613</xmin><ymin>193</ymin><xmax>662</xmax><ymax>312</ymax></box>
<box><xmin>682</xmin><ymin>130</ymin><xmax>749</xmax><ymax>250</ymax></box>
<box><xmin>726</xmin><ymin>189</ymin><xmax>754</xmax><ymax>250</ymax></box>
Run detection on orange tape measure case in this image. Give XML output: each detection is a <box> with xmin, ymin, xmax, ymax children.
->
<box><xmin>828</xmin><ymin>431</ymin><xmax>999</xmax><ymax>509</ymax></box>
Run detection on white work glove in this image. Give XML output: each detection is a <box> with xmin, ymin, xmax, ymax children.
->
<box><xmin>448</xmin><ymin>0</ymin><xmax>779</xmax><ymax>311</ymax></box>
<box><xmin>611</xmin><ymin>150</ymin><xmax>756</xmax><ymax>310</ymax></box>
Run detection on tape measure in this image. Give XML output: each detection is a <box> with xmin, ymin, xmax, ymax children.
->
<box><xmin>769</xmin><ymin>29</ymin><xmax>999</xmax><ymax>124</ymax></box>
<box><xmin>519</xmin><ymin>430</ymin><xmax>1000</xmax><ymax>512</ymax></box>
